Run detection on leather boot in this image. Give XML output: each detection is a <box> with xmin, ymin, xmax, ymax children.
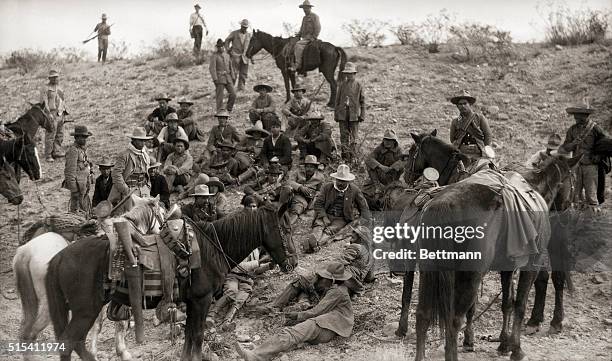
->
<box><xmin>206</xmin><ymin>295</ymin><xmax>229</xmax><ymax>328</ymax></box>
<box><xmin>124</xmin><ymin>265</ymin><xmax>144</xmax><ymax>343</ymax></box>
<box><xmin>272</xmin><ymin>284</ymin><xmax>300</xmax><ymax>309</ymax></box>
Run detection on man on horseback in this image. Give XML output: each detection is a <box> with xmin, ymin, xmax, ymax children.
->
<box><xmin>291</xmin><ymin>0</ymin><xmax>321</xmax><ymax>75</ymax></box>
<box><xmin>225</xmin><ymin>19</ymin><xmax>252</xmax><ymax>91</ymax></box>
<box><xmin>63</xmin><ymin>125</ymin><xmax>93</xmax><ymax>214</ymax></box>
<box><xmin>40</xmin><ymin>69</ymin><xmax>67</xmax><ymax>162</ymax></box>
<box><xmin>449</xmin><ymin>90</ymin><xmax>493</xmax><ymax>164</ymax></box>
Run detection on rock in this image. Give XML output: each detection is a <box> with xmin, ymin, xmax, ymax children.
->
<box><xmin>591</xmin><ymin>274</ymin><xmax>607</xmax><ymax>284</ymax></box>
<box><xmin>555</xmin><ymin>44</ymin><xmax>563</xmax><ymax>51</ymax></box>
<box><xmin>236</xmin><ymin>334</ymin><xmax>251</xmax><ymax>342</ymax></box>
<box><xmin>497</xmin><ymin>113</ymin><xmax>510</xmax><ymax>121</ymax></box>
<box><xmin>486</xmin><ymin>106</ymin><xmax>500</xmax><ymax>115</ymax></box>
<box><xmin>546</xmin><ymin>90</ymin><xmax>555</xmax><ymax>94</ymax></box>
<box><xmin>604</xmin><ymin>319</ymin><xmax>612</xmax><ymax>326</ymax></box>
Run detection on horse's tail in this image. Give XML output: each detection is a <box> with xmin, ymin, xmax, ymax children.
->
<box><xmin>45</xmin><ymin>255</ymin><xmax>69</xmax><ymax>339</ymax></box>
<box><xmin>335</xmin><ymin>47</ymin><xmax>348</xmax><ymax>84</ymax></box>
<box><xmin>22</xmin><ymin>221</ymin><xmax>47</xmax><ymax>245</ymax></box>
<box><xmin>13</xmin><ymin>247</ymin><xmax>38</xmax><ymax>341</ymax></box>
<box><xmin>421</xmin><ymin>271</ymin><xmax>455</xmax><ymax>333</ymax></box>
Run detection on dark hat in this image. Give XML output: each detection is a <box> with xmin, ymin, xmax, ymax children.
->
<box><xmin>253</xmin><ymin>84</ymin><xmax>273</xmax><ymax>93</ymax></box>
<box><xmin>566</xmin><ymin>104</ymin><xmax>594</xmax><ymax>115</ymax></box>
<box><xmin>267</xmin><ymin>162</ymin><xmax>283</xmax><ymax>175</ymax></box>
<box><xmin>215</xmin><ymin>39</ymin><xmax>225</xmax><ymax>47</ymax></box>
<box><xmin>48</xmin><ymin>69</ymin><xmax>59</xmax><ymax>78</ymax></box>
<box><xmin>270</xmin><ymin>116</ymin><xmax>282</xmax><ymax>128</ymax></box>
<box><xmin>155</xmin><ymin>93</ymin><xmax>172</xmax><ymax>101</ymax></box>
<box><xmin>291</xmin><ymin>84</ymin><xmax>307</xmax><ymax>93</ymax></box>
<box><xmin>71</xmin><ymin>125</ymin><xmax>93</xmax><ymax>137</ymax></box>
<box><xmin>450</xmin><ymin>90</ymin><xmax>476</xmax><ymax>105</ymax></box>
<box><xmin>206</xmin><ymin>176</ymin><xmax>225</xmax><ymax>192</ymax></box>
<box><xmin>215</xmin><ymin>109</ymin><xmax>230</xmax><ymax>118</ymax></box>
<box><xmin>173</xmin><ymin>132</ymin><xmax>190</xmax><ymax>150</ymax></box>
<box><xmin>299</xmin><ymin>0</ymin><xmax>314</xmax><ymax>8</ymax></box>
<box><xmin>177</xmin><ymin>97</ymin><xmax>194</xmax><ymax>105</ymax></box>
<box><xmin>316</xmin><ymin>262</ymin><xmax>352</xmax><ymax>281</ymax></box>
<box><xmin>194</xmin><ymin>3</ymin><xmax>201</xmax><ymax>9</ymax></box>
<box><xmin>217</xmin><ymin>139</ymin><xmax>236</xmax><ymax>150</ymax></box>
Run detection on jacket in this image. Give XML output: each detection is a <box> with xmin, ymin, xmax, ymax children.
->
<box><xmin>250</xmin><ymin>94</ymin><xmax>276</xmax><ymax>113</ymax></box>
<box><xmin>314</xmin><ymin>182</ymin><xmax>371</xmax><ymax>222</ymax></box>
<box><xmin>112</xmin><ymin>144</ymin><xmax>151</xmax><ymax>195</ymax></box>
<box><xmin>295</xmin><ymin>121</ymin><xmax>334</xmax><ymax>156</ymax></box>
<box><xmin>365</xmin><ymin>143</ymin><xmax>404</xmax><ymax>170</ymax></box>
<box><xmin>334</xmin><ymin>79</ymin><xmax>365</xmax><ymax>122</ymax></box>
<box><xmin>261</xmin><ymin>134</ymin><xmax>292</xmax><ymax>167</ymax></box>
<box><xmin>225</xmin><ymin>30</ymin><xmax>252</xmax><ymax>60</ymax></box>
<box><xmin>163</xmin><ymin>151</ymin><xmax>193</xmax><ymax>179</ymax></box>
<box><xmin>296</xmin><ymin>285</ymin><xmax>353</xmax><ymax>337</ymax></box>
<box><xmin>207</xmin><ymin>124</ymin><xmax>241</xmax><ymax>150</ymax></box>
<box><xmin>209</xmin><ymin>51</ymin><xmax>235</xmax><ymax>84</ymax></box>
<box><xmin>181</xmin><ymin>202</ymin><xmax>219</xmax><ymax>223</ymax></box>
<box><xmin>283</xmin><ymin>96</ymin><xmax>311</xmax><ymax>118</ymax></box>
<box><xmin>92</xmin><ymin>173</ymin><xmax>113</xmax><ymax>206</ymax></box>
<box><xmin>63</xmin><ymin>143</ymin><xmax>91</xmax><ymax>194</ymax></box>
<box><xmin>562</xmin><ymin>121</ymin><xmax>608</xmax><ymax>165</ymax></box>
<box><xmin>286</xmin><ymin>168</ymin><xmax>325</xmax><ymax>200</ymax></box>
<box><xmin>449</xmin><ymin>112</ymin><xmax>492</xmax><ymax>150</ymax></box>
<box><xmin>298</xmin><ymin>13</ymin><xmax>321</xmax><ymax>40</ymax></box>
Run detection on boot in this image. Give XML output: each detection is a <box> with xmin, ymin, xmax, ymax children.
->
<box><xmin>124</xmin><ymin>265</ymin><xmax>144</xmax><ymax>343</ymax></box>
<box><xmin>206</xmin><ymin>295</ymin><xmax>229</xmax><ymax>328</ymax></box>
<box><xmin>235</xmin><ymin>332</ymin><xmax>296</xmax><ymax>361</ymax></box>
<box><xmin>272</xmin><ymin>284</ymin><xmax>300</xmax><ymax>309</ymax></box>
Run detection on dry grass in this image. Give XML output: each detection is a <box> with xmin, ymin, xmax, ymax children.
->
<box><xmin>538</xmin><ymin>1</ymin><xmax>610</xmax><ymax>46</ymax></box>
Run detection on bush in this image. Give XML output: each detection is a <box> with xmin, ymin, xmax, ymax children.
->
<box><xmin>391</xmin><ymin>23</ymin><xmax>423</xmax><ymax>47</ymax></box>
<box><xmin>109</xmin><ymin>40</ymin><xmax>129</xmax><ymax>60</ymax></box>
<box><xmin>3</xmin><ymin>47</ymin><xmax>87</xmax><ymax>74</ymax></box>
<box><xmin>282</xmin><ymin>22</ymin><xmax>300</xmax><ymax>38</ymax></box>
<box><xmin>538</xmin><ymin>1</ymin><xmax>610</xmax><ymax>45</ymax></box>
<box><xmin>393</xmin><ymin>9</ymin><xmax>455</xmax><ymax>53</ymax></box>
<box><xmin>145</xmin><ymin>38</ymin><xmax>206</xmax><ymax>68</ymax></box>
<box><xmin>449</xmin><ymin>23</ymin><xmax>515</xmax><ymax>63</ymax></box>
<box><xmin>342</xmin><ymin>19</ymin><xmax>387</xmax><ymax>47</ymax></box>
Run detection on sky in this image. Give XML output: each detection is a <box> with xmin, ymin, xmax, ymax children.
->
<box><xmin>1</xmin><ymin>0</ymin><xmax>610</xmax><ymax>58</ymax></box>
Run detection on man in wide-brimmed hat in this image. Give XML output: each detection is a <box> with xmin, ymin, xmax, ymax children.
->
<box><xmin>236</xmin><ymin>261</ymin><xmax>354</xmax><ymax>361</ymax></box>
<box><xmin>560</xmin><ymin>103</ymin><xmax>608</xmax><ymax>210</ymax></box>
<box><xmin>243</xmin><ymin>158</ymin><xmax>286</xmax><ymax>204</ymax></box>
<box><xmin>92</xmin><ymin>155</ymin><xmax>115</xmax><ymax>207</ymax></box>
<box><xmin>304</xmin><ymin>164</ymin><xmax>370</xmax><ymax>253</ymax></box>
<box><xmin>176</xmin><ymin>97</ymin><xmax>203</xmax><ymax>141</ymax></box>
<box><xmin>190</xmin><ymin>3</ymin><xmax>208</xmax><ymax>55</ymax></box>
<box><xmin>180</xmin><ymin>184</ymin><xmax>220</xmax><ymax>223</ymax></box>
<box><xmin>291</xmin><ymin>0</ymin><xmax>321</xmax><ymax>74</ymax></box>
<box><xmin>334</xmin><ymin>62</ymin><xmax>365</xmax><ymax>162</ymax></box>
<box><xmin>237</xmin><ymin>120</ymin><xmax>269</xmax><ymax>158</ymax></box>
<box><xmin>156</xmin><ymin>112</ymin><xmax>188</xmax><ymax>162</ymax></box>
<box><xmin>225</xmin><ymin>19</ymin><xmax>252</xmax><ymax>91</ymax></box>
<box><xmin>108</xmin><ymin>127</ymin><xmax>153</xmax><ymax>212</ymax></box>
<box><xmin>524</xmin><ymin>133</ymin><xmax>563</xmax><ymax>170</ymax></box>
<box><xmin>146</xmin><ymin>93</ymin><xmax>176</xmax><ymax>136</ymax></box>
<box><xmin>365</xmin><ymin>129</ymin><xmax>404</xmax><ymax>186</ymax></box>
<box><xmin>40</xmin><ymin>69</ymin><xmax>68</xmax><ymax>162</ymax></box>
<box><xmin>282</xmin><ymin>83</ymin><xmax>311</xmax><ymax>138</ymax></box>
<box><xmin>281</xmin><ymin>154</ymin><xmax>325</xmax><ymax>225</ymax></box>
<box><xmin>195</xmin><ymin>109</ymin><xmax>241</xmax><ymax>172</ymax></box>
<box><xmin>295</xmin><ymin>109</ymin><xmax>334</xmax><ymax>164</ymax></box>
<box><xmin>249</xmin><ymin>84</ymin><xmax>277</xmax><ymax>130</ymax></box>
<box><xmin>63</xmin><ymin>125</ymin><xmax>93</xmax><ymax>213</ymax></box>
<box><xmin>162</xmin><ymin>132</ymin><xmax>193</xmax><ymax>193</ymax></box>
<box><xmin>449</xmin><ymin>90</ymin><xmax>493</xmax><ymax>164</ymax></box>
<box><xmin>209</xmin><ymin>38</ymin><xmax>237</xmax><ymax>112</ymax></box>
<box><xmin>261</xmin><ymin>117</ymin><xmax>293</xmax><ymax>171</ymax></box>
<box><xmin>94</xmin><ymin>13</ymin><xmax>111</xmax><ymax>62</ymax></box>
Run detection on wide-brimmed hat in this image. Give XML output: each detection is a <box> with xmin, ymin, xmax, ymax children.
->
<box><xmin>155</xmin><ymin>93</ymin><xmax>172</xmax><ymax>101</ymax></box>
<box><xmin>450</xmin><ymin>90</ymin><xmax>476</xmax><ymax>105</ymax></box>
<box><xmin>215</xmin><ymin>109</ymin><xmax>230</xmax><ymax>118</ymax></box>
<box><xmin>423</xmin><ymin>167</ymin><xmax>439</xmax><ymax>182</ymax></box>
<box><xmin>240</xmin><ymin>19</ymin><xmax>250</xmax><ymax>27</ymax></box>
<box><xmin>128</xmin><ymin>127</ymin><xmax>153</xmax><ymax>140</ymax></box>
<box><xmin>148</xmin><ymin>161</ymin><xmax>162</xmax><ymax>169</ymax></box>
<box><xmin>305</xmin><ymin>110</ymin><xmax>324</xmax><ymax>120</ymax></box>
<box><xmin>342</xmin><ymin>62</ymin><xmax>357</xmax><ymax>73</ymax></box>
<box><xmin>383</xmin><ymin>129</ymin><xmax>398</xmax><ymax>143</ymax></box>
<box><xmin>165</xmin><ymin>112</ymin><xmax>179</xmax><ymax>122</ymax></box>
<box><xmin>253</xmin><ymin>84</ymin><xmax>273</xmax><ymax>93</ymax></box>
<box><xmin>70</xmin><ymin>125</ymin><xmax>93</xmax><ymax>137</ymax></box>
<box><xmin>101</xmin><ymin>13</ymin><xmax>108</xmax><ymax>20</ymax></box>
<box><xmin>566</xmin><ymin>104</ymin><xmax>594</xmax><ymax>115</ymax></box>
<box><xmin>299</xmin><ymin>0</ymin><xmax>314</xmax><ymax>8</ymax></box>
<box><xmin>48</xmin><ymin>69</ymin><xmax>59</xmax><ymax>78</ymax></box>
<box><xmin>246</xmin><ymin>120</ymin><xmax>270</xmax><ymax>137</ymax></box>
<box><xmin>98</xmin><ymin>155</ymin><xmax>115</xmax><ymax>168</ymax></box>
<box><xmin>193</xmin><ymin>184</ymin><xmax>215</xmax><ymax>196</ymax></box>
<box><xmin>206</xmin><ymin>176</ymin><xmax>225</xmax><ymax>192</ymax></box>
<box><xmin>93</xmin><ymin>200</ymin><xmax>112</xmax><ymax>219</ymax></box>
<box><xmin>217</xmin><ymin>139</ymin><xmax>236</xmax><ymax>150</ymax></box>
<box><xmin>331</xmin><ymin>164</ymin><xmax>355</xmax><ymax>181</ymax></box>
<box><xmin>316</xmin><ymin>262</ymin><xmax>352</xmax><ymax>281</ymax></box>
<box><xmin>267</xmin><ymin>162</ymin><xmax>283</xmax><ymax>175</ymax></box>
<box><xmin>173</xmin><ymin>133</ymin><xmax>190</xmax><ymax>149</ymax></box>
<box><xmin>194</xmin><ymin>3</ymin><xmax>201</xmax><ymax>9</ymax></box>
<box><xmin>215</xmin><ymin>38</ymin><xmax>224</xmax><ymax>47</ymax></box>
<box><xmin>546</xmin><ymin>134</ymin><xmax>562</xmax><ymax>150</ymax></box>
<box><xmin>350</xmin><ymin>225</ymin><xmax>371</xmax><ymax>243</ymax></box>
<box><xmin>177</xmin><ymin>97</ymin><xmax>194</xmax><ymax>105</ymax></box>
<box><xmin>304</xmin><ymin>154</ymin><xmax>319</xmax><ymax>165</ymax></box>
<box><xmin>291</xmin><ymin>84</ymin><xmax>306</xmax><ymax>93</ymax></box>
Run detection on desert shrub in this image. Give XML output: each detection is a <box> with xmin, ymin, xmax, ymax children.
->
<box><xmin>145</xmin><ymin>37</ymin><xmax>206</xmax><ymax>68</ymax></box>
<box><xmin>449</xmin><ymin>23</ymin><xmax>515</xmax><ymax>63</ymax></box>
<box><xmin>393</xmin><ymin>9</ymin><xmax>454</xmax><ymax>52</ymax></box>
<box><xmin>3</xmin><ymin>47</ymin><xmax>86</xmax><ymax>74</ymax></box>
<box><xmin>348</xmin><ymin>54</ymin><xmax>378</xmax><ymax>64</ymax></box>
<box><xmin>282</xmin><ymin>22</ymin><xmax>300</xmax><ymax>38</ymax></box>
<box><xmin>391</xmin><ymin>23</ymin><xmax>423</xmax><ymax>47</ymax></box>
<box><xmin>342</xmin><ymin>19</ymin><xmax>387</xmax><ymax>47</ymax></box>
<box><xmin>109</xmin><ymin>40</ymin><xmax>129</xmax><ymax>60</ymax></box>
<box><xmin>538</xmin><ymin>1</ymin><xmax>610</xmax><ymax>46</ymax></box>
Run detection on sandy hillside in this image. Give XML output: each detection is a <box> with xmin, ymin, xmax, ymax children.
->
<box><xmin>0</xmin><ymin>42</ymin><xmax>611</xmax><ymax>360</ymax></box>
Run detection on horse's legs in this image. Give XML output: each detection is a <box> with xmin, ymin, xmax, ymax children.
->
<box><xmin>396</xmin><ymin>271</ymin><xmax>415</xmax><ymax>337</ymax></box>
<box><xmin>454</xmin><ymin>272</ymin><xmax>479</xmax><ymax>357</ymax></box>
<box><xmin>89</xmin><ymin>305</ymin><xmax>105</xmax><ymax>356</ymax></box>
<box><xmin>189</xmin><ymin>294</ymin><xmax>212</xmax><ymax>361</ymax></box>
<box><xmin>463</xmin><ymin>302</ymin><xmax>476</xmax><ymax>351</ymax></box>
<box><xmin>509</xmin><ymin>271</ymin><xmax>538</xmax><ymax>361</ymax></box>
<box><xmin>414</xmin><ymin>273</ymin><xmax>432</xmax><ymax>361</ymax></box>
<box><xmin>282</xmin><ymin>70</ymin><xmax>291</xmax><ymax>103</ymax></box>
<box><xmin>549</xmin><ymin>271</ymin><xmax>565</xmax><ymax>333</ymax></box>
<box><xmin>181</xmin><ymin>299</ymin><xmax>196</xmax><ymax>361</ymax></box>
<box><xmin>59</xmin><ymin>312</ymin><xmax>100</xmax><ymax>361</ymax></box>
<box><xmin>115</xmin><ymin>320</ymin><xmax>133</xmax><ymax>361</ymax></box>
<box><xmin>526</xmin><ymin>270</ymin><xmax>549</xmax><ymax>334</ymax></box>
<box><xmin>322</xmin><ymin>67</ymin><xmax>337</xmax><ymax>108</ymax></box>
<box><xmin>498</xmin><ymin>271</ymin><xmax>514</xmax><ymax>355</ymax></box>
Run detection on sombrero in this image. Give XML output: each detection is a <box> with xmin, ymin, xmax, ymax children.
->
<box><xmin>316</xmin><ymin>262</ymin><xmax>352</xmax><ymax>281</ymax></box>
<box><xmin>330</xmin><ymin>164</ymin><xmax>355</xmax><ymax>181</ymax></box>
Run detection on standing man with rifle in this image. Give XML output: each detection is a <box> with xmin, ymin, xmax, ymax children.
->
<box><xmin>190</xmin><ymin>3</ymin><xmax>208</xmax><ymax>56</ymax></box>
<box><xmin>93</xmin><ymin>13</ymin><xmax>111</xmax><ymax>62</ymax></box>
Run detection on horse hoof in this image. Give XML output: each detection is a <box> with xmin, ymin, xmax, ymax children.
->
<box><xmin>510</xmin><ymin>349</ymin><xmax>527</xmax><ymax>361</ymax></box>
<box><xmin>547</xmin><ymin>324</ymin><xmax>563</xmax><ymax>335</ymax></box>
<box><xmin>462</xmin><ymin>344</ymin><xmax>475</xmax><ymax>352</ymax></box>
<box><xmin>120</xmin><ymin>351</ymin><xmax>133</xmax><ymax>361</ymax></box>
<box><xmin>524</xmin><ymin>324</ymin><xmax>540</xmax><ymax>335</ymax></box>
<box><xmin>497</xmin><ymin>345</ymin><xmax>510</xmax><ymax>356</ymax></box>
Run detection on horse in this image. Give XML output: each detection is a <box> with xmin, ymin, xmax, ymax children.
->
<box><xmin>13</xmin><ymin>196</ymin><xmax>165</xmax><ymax>361</ymax></box>
<box><xmin>44</xmin><ymin>203</ymin><xmax>297</xmax><ymax>361</ymax></box>
<box><xmin>0</xmin><ymin>155</ymin><xmax>23</xmax><ymax>205</ymax></box>
<box><xmin>0</xmin><ymin>132</ymin><xmax>42</xmax><ymax>182</ymax></box>
<box><xmin>246</xmin><ymin>30</ymin><xmax>347</xmax><ymax>108</ymax></box>
<box><xmin>5</xmin><ymin>102</ymin><xmax>54</xmax><ymax>141</ymax></box>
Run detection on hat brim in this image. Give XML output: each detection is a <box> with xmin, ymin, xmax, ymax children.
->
<box><xmin>246</xmin><ymin>128</ymin><xmax>270</xmax><ymax>137</ymax></box>
<box><xmin>450</xmin><ymin>96</ymin><xmax>476</xmax><ymax>105</ymax></box>
<box><xmin>71</xmin><ymin>132</ymin><xmax>93</xmax><ymax>137</ymax></box>
<box><xmin>299</xmin><ymin>4</ymin><xmax>314</xmax><ymax>8</ymax></box>
<box><xmin>48</xmin><ymin>74</ymin><xmax>59</xmax><ymax>78</ymax></box>
<box><xmin>566</xmin><ymin>107</ymin><xmax>593</xmax><ymax>115</ymax></box>
<box><xmin>193</xmin><ymin>191</ymin><xmax>215</xmax><ymax>196</ymax></box>
<box><xmin>178</xmin><ymin>101</ymin><xmax>194</xmax><ymax>105</ymax></box>
<box><xmin>316</xmin><ymin>269</ymin><xmax>351</xmax><ymax>281</ymax></box>
<box><xmin>129</xmin><ymin>135</ymin><xmax>154</xmax><ymax>140</ymax></box>
<box><xmin>98</xmin><ymin>163</ymin><xmax>114</xmax><ymax>168</ymax></box>
<box><xmin>253</xmin><ymin>85</ymin><xmax>273</xmax><ymax>93</ymax></box>
<box><xmin>342</xmin><ymin>69</ymin><xmax>357</xmax><ymax>73</ymax></box>
<box><xmin>215</xmin><ymin>113</ymin><xmax>230</xmax><ymax>118</ymax></box>
<box><xmin>155</xmin><ymin>97</ymin><xmax>172</xmax><ymax>102</ymax></box>
<box><xmin>291</xmin><ymin>87</ymin><xmax>306</xmax><ymax>93</ymax></box>
<box><xmin>174</xmin><ymin>139</ymin><xmax>190</xmax><ymax>149</ymax></box>
<box><xmin>331</xmin><ymin>172</ymin><xmax>355</xmax><ymax>181</ymax></box>
<box><xmin>304</xmin><ymin>160</ymin><xmax>320</xmax><ymax>165</ymax></box>
<box><xmin>206</xmin><ymin>180</ymin><xmax>225</xmax><ymax>191</ymax></box>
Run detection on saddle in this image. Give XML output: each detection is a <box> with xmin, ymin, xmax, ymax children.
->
<box><xmin>285</xmin><ymin>38</ymin><xmax>321</xmax><ymax>73</ymax></box>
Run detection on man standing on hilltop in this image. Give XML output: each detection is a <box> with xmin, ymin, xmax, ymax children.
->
<box><xmin>40</xmin><ymin>69</ymin><xmax>67</xmax><ymax>162</ymax></box>
<box><xmin>449</xmin><ymin>90</ymin><xmax>493</xmax><ymax>164</ymax></box>
<box><xmin>292</xmin><ymin>0</ymin><xmax>320</xmax><ymax>75</ymax></box>
<box><xmin>334</xmin><ymin>62</ymin><xmax>365</xmax><ymax>163</ymax></box>
<box><xmin>225</xmin><ymin>19</ymin><xmax>252</xmax><ymax>91</ymax></box>
<box><xmin>94</xmin><ymin>13</ymin><xmax>111</xmax><ymax>62</ymax></box>
<box><xmin>209</xmin><ymin>39</ymin><xmax>237</xmax><ymax>112</ymax></box>
<box><xmin>189</xmin><ymin>3</ymin><xmax>208</xmax><ymax>56</ymax></box>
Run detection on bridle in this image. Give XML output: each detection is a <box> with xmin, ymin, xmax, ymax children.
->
<box><xmin>0</xmin><ymin>158</ymin><xmax>22</xmax><ymax>202</ymax></box>
<box><xmin>32</xmin><ymin>105</ymin><xmax>53</xmax><ymax>132</ymax></box>
<box><xmin>544</xmin><ymin>159</ymin><xmax>575</xmax><ymax>213</ymax></box>
<box><xmin>405</xmin><ymin>137</ymin><xmax>467</xmax><ymax>186</ymax></box>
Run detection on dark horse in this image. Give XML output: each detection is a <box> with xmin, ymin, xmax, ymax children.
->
<box><xmin>5</xmin><ymin>102</ymin><xmax>54</xmax><ymax>140</ymax></box>
<box><xmin>45</xmin><ymin>203</ymin><xmax>297</xmax><ymax>361</ymax></box>
<box><xmin>0</xmin><ymin>156</ymin><xmax>23</xmax><ymax>204</ymax></box>
<box><xmin>0</xmin><ymin>132</ymin><xmax>42</xmax><ymax>182</ymax></box>
<box><xmin>246</xmin><ymin>30</ymin><xmax>347</xmax><ymax>107</ymax></box>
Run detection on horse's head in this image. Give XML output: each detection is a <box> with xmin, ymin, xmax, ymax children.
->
<box><xmin>246</xmin><ymin>29</ymin><xmax>264</xmax><ymax>59</ymax></box>
<box><xmin>15</xmin><ymin>133</ymin><xmax>42</xmax><ymax>181</ymax></box>
<box><xmin>119</xmin><ymin>195</ymin><xmax>167</xmax><ymax>234</ymax></box>
<box><xmin>404</xmin><ymin>130</ymin><xmax>438</xmax><ymax>184</ymax></box>
<box><xmin>260</xmin><ymin>202</ymin><xmax>298</xmax><ymax>272</ymax></box>
<box><xmin>0</xmin><ymin>156</ymin><xmax>23</xmax><ymax>205</ymax></box>
<box><xmin>28</xmin><ymin>102</ymin><xmax>54</xmax><ymax>133</ymax></box>
<box><xmin>537</xmin><ymin>154</ymin><xmax>582</xmax><ymax>210</ymax></box>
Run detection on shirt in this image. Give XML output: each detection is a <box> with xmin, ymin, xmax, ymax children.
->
<box><xmin>296</xmin><ymin>285</ymin><xmax>354</xmax><ymax>337</ymax></box>
<box><xmin>189</xmin><ymin>12</ymin><xmax>207</xmax><ymax>30</ymax></box>
<box><xmin>561</xmin><ymin>121</ymin><xmax>608</xmax><ymax>165</ymax></box>
<box><xmin>329</xmin><ymin>191</ymin><xmax>346</xmax><ymax>217</ymax></box>
<box><xmin>94</xmin><ymin>22</ymin><xmax>111</xmax><ymax>38</ymax></box>
<box><xmin>449</xmin><ymin>112</ymin><xmax>492</xmax><ymax>150</ymax></box>
<box><xmin>250</xmin><ymin>94</ymin><xmax>276</xmax><ymax>113</ymax></box>
<box><xmin>40</xmin><ymin>84</ymin><xmax>65</xmax><ymax>114</ymax></box>
<box><xmin>157</xmin><ymin>126</ymin><xmax>188</xmax><ymax>145</ymax></box>
<box><xmin>298</xmin><ymin>12</ymin><xmax>321</xmax><ymax>40</ymax></box>
<box><xmin>283</xmin><ymin>96</ymin><xmax>311</xmax><ymax>117</ymax></box>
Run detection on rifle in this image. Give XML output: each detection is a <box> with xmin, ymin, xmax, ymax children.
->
<box><xmin>83</xmin><ymin>23</ymin><xmax>114</xmax><ymax>44</ymax></box>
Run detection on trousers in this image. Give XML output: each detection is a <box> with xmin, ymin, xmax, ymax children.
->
<box><xmin>230</xmin><ymin>54</ymin><xmax>249</xmax><ymax>90</ymax></box>
<box><xmin>224</xmin><ymin>274</ymin><xmax>253</xmax><ymax>308</ymax></box>
<box><xmin>294</xmin><ymin>39</ymin><xmax>310</xmax><ymax>70</ymax></box>
<box><xmin>215</xmin><ymin>82</ymin><xmax>236</xmax><ymax>112</ymax></box>
<box><xmin>98</xmin><ymin>37</ymin><xmax>108</xmax><ymax>62</ymax></box>
<box><xmin>192</xmin><ymin>25</ymin><xmax>203</xmax><ymax>54</ymax></box>
<box><xmin>575</xmin><ymin>164</ymin><xmax>598</xmax><ymax>206</ymax></box>
<box><xmin>248</xmin><ymin>111</ymin><xmax>277</xmax><ymax>131</ymax></box>
<box><xmin>69</xmin><ymin>191</ymin><xmax>90</xmax><ymax>214</ymax></box>
<box><xmin>45</xmin><ymin>114</ymin><xmax>64</xmax><ymax>158</ymax></box>
<box><xmin>338</xmin><ymin>120</ymin><xmax>359</xmax><ymax>161</ymax></box>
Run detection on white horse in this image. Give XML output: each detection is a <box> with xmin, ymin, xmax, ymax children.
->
<box><xmin>13</xmin><ymin>195</ymin><xmax>166</xmax><ymax>361</ymax></box>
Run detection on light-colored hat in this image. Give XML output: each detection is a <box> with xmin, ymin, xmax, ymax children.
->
<box><xmin>165</xmin><ymin>112</ymin><xmax>179</xmax><ymax>122</ymax></box>
<box><xmin>423</xmin><ymin>167</ymin><xmax>439</xmax><ymax>182</ymax></box>
<box><xmin>331</xmin><ymin>164</ymin><xmax>355</xmax><ymax>181</ymax></box>
<box><xmin>215</xmin><ymin>109</ymin><xmax>230</xmax><ymax>118</ymax></box>
<box><xmin>155</xmin><ymin>93</ymin><xmax>172</xmax><ymax>101</ymax></box>
<box><xmin>305</xmin><ymin>110</ymin><xmax>324</xmax><ymax>120</ymax></box>
<box><xmin>193</xmin><ymin>173</ymin><xmax>210</xmax><ymax>186</ymax></box>
<box><xmin>483</xmin><ymin>145</ymin><xmax>496</xmax><ymax>159</ymax></box>
<box><xmin>253</xmin><ymin>84</ymin><xmax>273</xmax><ymax>93</ymax></box>
<box><xmin>128</xmin><ymin>127</ymin><xmax>153</xmax><ymax>140</ymax></box>
<box><xmin>316</xmin><ymin>262</ymin><xmax>352</xmax><ymax>281</ymax></box>
<box><xmin>173</xmin><ymin>132</ymin><xmax>190</xmax><ymax>150</ymax></box>
<box><xmin>299</xmin><ymin>0</ymin><xmax>314</xmax><ymax>8</ymax></box>
<box><xmin>546</xmin><ymin>134</ymin><xmax>562</xmax><ymax>150</ymax></box>
<box><xmin>193</xmin><ymin>184</ymin><xmax>215</xmax><ymax>196</ymax></box>
<box><xmin>177</xmin><ymin>97</ymin><xmax>194</xmax><ymax>105</ymax></box>
<box><xmin>97</xmin><ymin>155</ymin><xmax>115</xmax><ymax>168</ymax></box>
<box><xmin>148</xmin><ymin>161</ymin><xmax>162</xmax><ymax>169</ymax></box>
<box><xmin>383</xmin><ymin>129</ymin><xmax>398</xmax><ymax>143</ymax></box>
<box><xmin>48</xmin><ymin>70</ymin><xmax>59</xmax><ymax>78</ymax></box>
<box><xmin>342</xmin><ymin>62</ymin><xmax>357</xmax><ymax>73</ymax></box>
<box><xmin>246</xmin><ymin>120</ymin><xmax>270</xmax><ymax>137</ymax></box>
<box><xmin>93</xmin><ymin>200</ymin><xmax>112</xmax><ymax>218</ymax></box>
<box><xmin>70</xmin><ymin>125</ymin><xmax>93</xmax><ymax>137</ymax></box>
<box><xmin>450</xmin><ymin>90</ymin><xmax>476</xmax><ymax>105</ymax></box>
<box><xmin>101</xmin><ymin>13</ymin><xmax>107</xmax><ymax>20</ymax></box>
<box><xmin>304</xmin><ymin>154</ymin><xmax>319</xmax><ymax>165</ymax></box>
<box><xmin>206</xmin><ymin>176</ymin><xmax>225</xmax><ymax>192</ymax></box>
<box><xmin>240</xmin><ymin>19</ymin><xmax>250</xmax><ymax>27</ymax></box>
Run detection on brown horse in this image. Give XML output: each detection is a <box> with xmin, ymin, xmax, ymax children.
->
<box><xmin>0</xmin><ymin>155</ymin><xmax>23</xmax><ymax>204</ymax></box>
<box><xmin>246</xmin><ymin>30</ymin><xmax>347</xmax><ymax>108</ymax></box>
<box><xmin>5</xmin><ymin>102</ymin><xmax>54</xmax><ymax>140</ymax></box>
<box><xmin>0</xmin><ymin>132</ymin><xmax>42</xmax><ymax>182</ymax></box>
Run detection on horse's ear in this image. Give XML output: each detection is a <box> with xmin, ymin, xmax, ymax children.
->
<box><xmin>430</xmin><ymin>129</ymin><xmax>437</xmax><ymax>137</ymax></box>
<box><xmin>410</xmin><ymin>133</ymin><xmax>420</xmax><ymax>143</ymax></box>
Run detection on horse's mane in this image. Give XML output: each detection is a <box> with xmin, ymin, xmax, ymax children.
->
<box><xmin>423</xmin><ymin>135</ymin><xmax>469</xmax><ymax>163</ymax></box>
